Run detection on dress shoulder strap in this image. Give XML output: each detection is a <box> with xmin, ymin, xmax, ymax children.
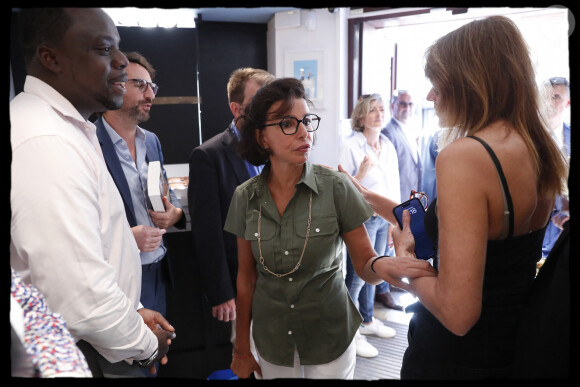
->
<box><xmin>467</xmin><ymin>136</ymin><xmax>514</xmax><ymax>239</ymax></box>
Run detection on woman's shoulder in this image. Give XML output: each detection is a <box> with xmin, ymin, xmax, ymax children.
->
<box><xmin>341</xmin><ymin>131</ymin><xmax>365</xmax><ymax>146</ymax></box>
<box><xmin>443</xmin><ymin>125</ymin><xmax>525</xmax><ymax>161</ymax></box>
<box><xmin>438</xmin><ymin>135</ymin><xmax>488</xmax><ymax>162</ymax></box>
<box><xmin>434</xmin><ymin>136</ymin><xmax>496</xmax><ymax>187</ymax></box>
<box><xmin>312</xmin><ymin>164</ymin><xmax>345</xmax><ymax>179</ymax></box>
<box><xmin>311</xmin><ymin>164</ymin><xmax>357</xmax><ymax>195</ymax></box>
<box><xmin>436</xmin><ymin>130</ymin><xmax>526</xmax><ymax>188</ymax></box>
<box><xmin>234</xmin><ymin>174</ymin><xmax>261</xmax><ymax>196</ymax></box>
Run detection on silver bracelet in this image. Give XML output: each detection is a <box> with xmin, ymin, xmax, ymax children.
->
<box><xmin>370</xmin><ymin>255</ymin><xmax>389</xmax><ymax>273</ymax></box>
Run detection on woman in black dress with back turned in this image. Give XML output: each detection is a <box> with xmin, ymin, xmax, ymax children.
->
<box><xmin>341</xmin><ymin>15</ymin><xmax>568</xmax><ymax>379</ymax></box>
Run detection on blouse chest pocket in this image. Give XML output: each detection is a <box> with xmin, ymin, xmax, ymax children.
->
<box><xmin>244</xmin><ymin>210</ymin><xmax>276</xmax><ymax>241</ymax></box>
<box><xmin>296</xmin><ymin>215</ymin><xmax>338</xmax><ymax>239</ymax></box>
<box><xmin>295</xmin><ymin>215</ymin><xmax>340</xmax><ymax>271</ymax></box>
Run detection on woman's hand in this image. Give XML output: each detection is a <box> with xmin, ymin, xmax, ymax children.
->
<box><xmin>387</xmin><ymin>224</ymin><xmax>395</xmax><ymax>249</ymax></box>
<box><xmin>373</xmin><ymin>255</ymin><xmax>436</xmax><ymax>294</ymax></box>
<box><xmin>354</xmin><ymin>155</ymin><xmax>374</xmax><ymax>181</ymax></box>
<box><xmin>392</xmin><ymin>209</ymin><xmax>417</xmax><ymax>258</ymax></box>
<box><xmin>338</xmin><ymin>164</ymin><xmax>366</xmax><ymax>195</ymax></box>
<box><xmin>231</xmin><ymin>354</ymin><xmax>262</xmax><ymax>379</ymax></box>
<box><xmin>374</xmin><ymin>210</ymin><xmax>436</xmax><ymax>294</ymax></box>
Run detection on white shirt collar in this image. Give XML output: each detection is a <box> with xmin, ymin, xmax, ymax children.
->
<box><xmin>23</xmin><ymin>75</ymin><xmax>90</xmax><ymax>128</ymax></box>
<box><xmin>102</xmin><ymin>115</ymin><xmax>146</xmax><ymax>145</ymax></box>
<box><xmin>352</xmin><ymin>130</ymin><xmax>390</xmax><ymax>152</ymax></box>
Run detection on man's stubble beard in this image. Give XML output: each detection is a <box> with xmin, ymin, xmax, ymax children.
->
<box><xmin>128</xmin><ymin>103</ymin><xmax>150</xmax><ymax>124</ymax></box>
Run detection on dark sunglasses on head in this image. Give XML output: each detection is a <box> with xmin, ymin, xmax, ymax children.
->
<box><xmin>549</xmin><ymin>77</ymin><xmax>569</xmax><ymax>87</ymax></box>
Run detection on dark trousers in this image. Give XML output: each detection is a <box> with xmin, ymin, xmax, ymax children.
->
<box><xmin>76</xmin><ymin>340</ymin><xmax>145</xmax><ymax>378</ymax></box>
<box><xmin>140</xmin><ymin>259</ymin><xmax>168</xmax><ymax>377</ymax></box>
<box><xmin>141</xmin><ymin>259</ymin><xmax>167</xmax><ymax>317</ymax></box>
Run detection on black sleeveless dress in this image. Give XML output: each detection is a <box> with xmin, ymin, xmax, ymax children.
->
<box><xmin>400</xmin><ymin>136</ymin><xmax>546</xmax><ymax>379</ymax></box>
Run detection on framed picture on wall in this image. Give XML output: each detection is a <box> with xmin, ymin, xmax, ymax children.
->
<box><xmin>285</xmin><ymin>50</ymin><xmax>325</xmax><ymax>109</ymax></box>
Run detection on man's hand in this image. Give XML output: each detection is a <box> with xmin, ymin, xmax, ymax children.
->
<box><xmin>138</xmin><ymin>308</ymin><xmax>175</xmax><ymax>332</ymax></box>
<box><xmin>148</xmin><ymin>329</ymin><xmax>175</xmax><ymax>374</ymax></box>
<box><xmin>212</xmin><ymin>299</ymin><xmax>236</xmax><ymax>322</ymax></box>
<box><xmin>131</xmin><ymin>225</ymin><xmax>165</xmax><ymax>252</ymax></box>
<box><xmin>149</xmin><ymin>196</ymin><xmax>183</xmax><ymax>229</ymax></box>
<box><xmin>138</xmin><ymin>308</ymin><xmax>176</xmax><ymax>375</ymax></box>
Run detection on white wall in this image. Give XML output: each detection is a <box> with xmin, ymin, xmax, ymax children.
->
<box><xmin>361</xmin><ymin>21</ymin><xmax>393</xmax><ymax>106</ymax></box>
<box><xmin>362</xmin><ymin>7</ymin><xmax>571</xmax><ymax>130</ymax></box>
<box><xmin>268</xmin><ymin>8</ymin><xmax>348</xmax><ymax>168</ymax></box>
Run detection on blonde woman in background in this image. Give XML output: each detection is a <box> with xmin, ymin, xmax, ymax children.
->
<box><xmin>338</xmin><ymin>94</ymin><xmax>402</xmax><ymax>359</ymax></box>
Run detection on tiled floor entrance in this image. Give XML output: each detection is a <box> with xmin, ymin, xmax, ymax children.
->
<box><xmin>353</xmin><ymin>289</ymin><xmax>416</xmax><ymax>380</ymax></box>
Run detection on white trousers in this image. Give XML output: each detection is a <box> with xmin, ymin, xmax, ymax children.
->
<box><xmin>255</xmin><ymin>338</ymin><xmax>356</xmax><ymax>379</ymax></box>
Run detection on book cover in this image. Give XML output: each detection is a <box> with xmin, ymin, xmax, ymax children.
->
<box><xmin>147</xmin><ymin>161</ymin><xmax>168</xmax><ymax>212</ymax></box>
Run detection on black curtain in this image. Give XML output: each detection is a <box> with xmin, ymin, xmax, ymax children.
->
<box><xmin>197</xmin><ymin>21</ymin><xmax>268</xmax><ymax>142</ymax></box>
<box><xmin>116</xmin><ymin>26</ymin><xmax>199</xmax><ymax>165</ymax></box>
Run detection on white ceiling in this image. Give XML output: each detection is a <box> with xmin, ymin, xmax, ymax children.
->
<box><xmin>101</xmin><ymin>7</ymin><xmax>299</xmax><ymax>28</ymax></box>
<box><xmin>195</xmin><ymin>7</ymin><xmax>297</xmax><ymax>24</ymax></box>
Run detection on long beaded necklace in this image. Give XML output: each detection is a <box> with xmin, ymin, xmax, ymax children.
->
<box><xmin>257</xmin><ymin>190</ymin><xmax>312</xmax><ymax>278</ymax></box>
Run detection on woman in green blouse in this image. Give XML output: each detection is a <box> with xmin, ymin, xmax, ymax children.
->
<box><xmin>224</xmin><ymin>77</ymin><xmax>435</xmax><ymax>379</ymax></box>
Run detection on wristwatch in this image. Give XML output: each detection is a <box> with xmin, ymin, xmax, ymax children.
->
<box><xmin>136</xmin><ymin>348</ymin><xmax>158</xmax><ymax>368</ymax></box>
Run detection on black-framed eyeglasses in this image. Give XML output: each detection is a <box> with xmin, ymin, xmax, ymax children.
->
<box><xmin>264</xmin><ymin>113</ymin><xmax>321</xmax><ymax>135</ymax></box>
<box><xmin>398</xmin><ymin>101</ymin><xmax>414</xmax><ymax>108</ymax></box>
<box><xmin>127</xmin><ymin>78</ymin><xmax>159</xmax><ymax>95</ymax></box>
<box><xmin>410</xmin><ymin>190</ymin><xmax>429</xmax><ymax>209</ymax></box>
<box><xmin>549</xmin><ymin>77</ymin><xmax>569</xmax><ymax>87</ymax></box>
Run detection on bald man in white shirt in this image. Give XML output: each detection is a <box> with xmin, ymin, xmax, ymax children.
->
<box><xmin>10</xmin><ymin>8</ymin><xmax>175</xmax><ymax>377</ymax></box>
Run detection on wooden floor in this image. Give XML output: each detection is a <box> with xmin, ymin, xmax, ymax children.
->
<box><xmin>353</xmin><ymin>289</ymin><xmax>417</xmax><ymax>380</ymax></box>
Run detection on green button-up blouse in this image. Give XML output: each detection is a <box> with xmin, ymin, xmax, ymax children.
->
<box><xmin>224</xmin><ymin>161</ymin><xmax>374</xmax><ymax>367</ymax></box>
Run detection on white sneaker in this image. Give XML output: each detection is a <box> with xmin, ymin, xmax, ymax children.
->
<box><xmin>354</xmin><ymin>331</ymin><xmax>378</xmax><ymax>358</ymax></box>
<box><xmin>359</xmin><ymin>317</ymin><xmax>396</xmax><ymax>338</ymax></box>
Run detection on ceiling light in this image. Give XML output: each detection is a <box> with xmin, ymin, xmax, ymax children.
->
<box><xmin>102</xmin><ymin>8</ymin><xmax>196</xmax><ymax>28</ymax></box>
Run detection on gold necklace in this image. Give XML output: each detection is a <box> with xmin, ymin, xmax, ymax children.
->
<box><xmin>257</xmin><ymin>191</ymin><xmax>312</xmax><ymax>277</ymax></box>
